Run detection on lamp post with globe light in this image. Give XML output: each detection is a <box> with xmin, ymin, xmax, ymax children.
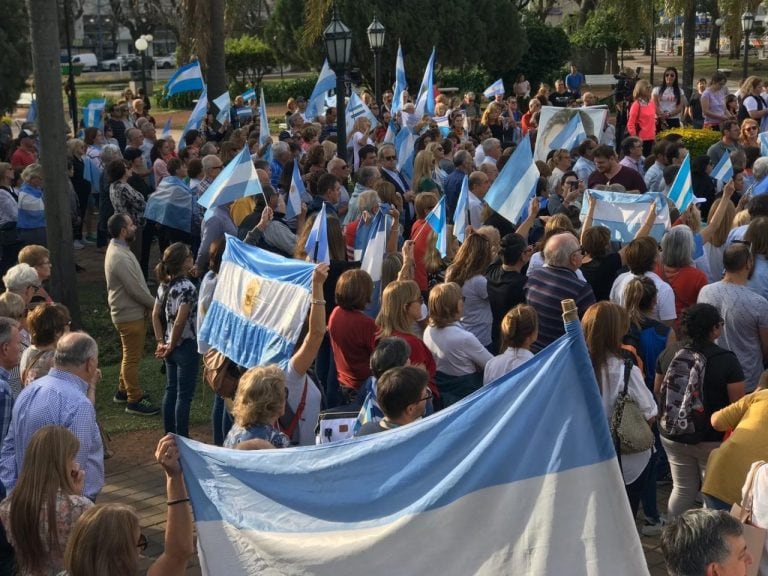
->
<box><xmin>134</xmin><ymin>34</ymin><xmax>153</xmax><ymax>110</ymax></box>
<box><xmin>742</xmin><ymin>10</ymin><xmax>755</xmax><ymax>81</ymax></box>
<box><xmin>324</xmin><ymin>6</ymin><xmax>352</xmax><ymax>162</ymax></box>
<box><xmin>367</xmin><ymin>15</ymin><xmax>385</xmax><ymax>111</ymax></box>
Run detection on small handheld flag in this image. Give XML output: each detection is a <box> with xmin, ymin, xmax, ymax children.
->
<box><xmin>82</xmin><ymin>99</ymin><xmax>106</xmax><ymax>129</ymax></box>
<box><xmin>197</xmin><ymin>145</ymin><xmax>264</xmax><ymax>215</ymax></box>
<box><xmin>667</xmin><ymin>154</ymin><xmax>702</xmax><ymax>212</ymax></box>
<box><xmin>306</xmin><ymin>60</ymin><xmax>337</xmax><ymax>121</ymax></box>
<box><xmin>711</xmin><ymin>152</ymin><xmax>733</xmax><ymax>184</ymax></box>
<box><xmin>161</xmin><ymin>117</ymin><xmax>172</xmax><ymax>139</ymax></box>
<box><xmin>164</xmin><ymin>60</ymin><xmax>205</xmax><ymax>97</ymax></box>
<box><xmin>485</xmin><ymin>134</ymin><xmax>540</xmax><ymax>224</ymax></box>
<box><xmin>424</xmin><ymin>196</ymin><xmax>448</xmax><ymax>257</ymax></box>
<box><xmin>304</xmin><ymin>203</ymin><xmax>330</xmax><ymax>264</ymax></box>
<box><xmin>453</xmin><ymin>175</ymin><xmax>470</xmax><ymax>242</ymax></box>
<box><xmin>391</xmin><ymin>42</ymin><xmax>407</xmax><ymax>115</ymax></box>
<box><xmin>483</xmin><ymin>79</ymin><xmax>505</xmax><ymax>99</ymax></box>
<box><xmin>213</xmin><ymin>92</ymin><xmax>231</xmax><ymax>125</ymax></box>
<box><xmin>414</xmin><ymin>47</ymin><xmax>436</xmax><ymax>117</ymax></box>
<box><xmin>286</xmin><ymin>160</ymin><xmax>306</xmax><ymax>220</ymax></box>
<box><xmin>178</xmin><ymin>88</ymin><xmax>208</xmax><ymax>151</ymax></box>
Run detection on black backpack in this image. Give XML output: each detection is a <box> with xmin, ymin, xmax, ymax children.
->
<box><xmin>737</xmin><ymin>94</ymin><xmax>764</xmax><ymax>125</ymax></box>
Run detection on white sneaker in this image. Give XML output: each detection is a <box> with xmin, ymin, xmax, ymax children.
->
<box><xmin>641</xmin><ymin>517</ymin><xmax>667</xmax><ymax>536</ymax></box>
<box><xmin>81</xmin><ymin>237</ymin><xmax>96</xmax><ymax>245</ymax></box>
<box><xmin>73</xmin><ymin>240</ymin><xmax>85</xmax><ymax>250</ymax></box>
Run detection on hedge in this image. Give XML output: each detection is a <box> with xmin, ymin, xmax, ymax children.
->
<box><xmin>656</xmin><ymin>127</ymin><xmax>722</xmax><ymax>159</ymax></box>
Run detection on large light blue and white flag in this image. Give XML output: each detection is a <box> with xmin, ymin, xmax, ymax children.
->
<box><xmin>239</xmin><ymin>88</ymin><xmax>256</xmax><ymax>102</ymax></box>
<box><xmin>760</xmin><ymin>132</ymin><xmax>768</xmax><ymax>157</ymax></box>
<box><xmin>198</xmin><ymin>236</ymin><xmax>315</xmax><ymax>369</ymax></box>
<box><xmin>306</xmin><ymin>60</ymin><xmax>337</xmax><ymax>121</ymax></box>
<box><xmin>346</xmin><ymin>92</ymin><xmax>379</xmax><ymax>136</ymax></box>
<box><xmin>258</xmin><ymin>88</ymin><xmax>273</xmax><ymax>163</ymax></box>
<box><xmin>453</xmin><ymin>175</ymin><xmax>470</xmax><ymax>242</ymax></box>
<box><xmin>144</xmin><ymin>176</ymin><xmax>195</xmax><ymax>232</ymax></box>
<box><xmin>213</xmin><ymin>91</ymin><xmax>231</xmax><ymax>125</ymax></box>
<box><xmin>177</xmin><ymin>317</ymin><xmax>648</xmax><ymax>576</ymax></box>
<box><xmin>414</xmin><ymin>47</ymin><xmax>436</xmax><ymax>117</ymax></box>
<box><xmin>286</xmin><ymin>159</ymin><xmax>306</xmax><ymax>220</ymax></box>
<box><xmin>164</xmin><ymin>60</ymin><xmax>205</xmax><ymax>97</ymax></box>
<box><xmin>395</xmin><ymin>126</ymin><xmax>417</xmax><ymax>182</ymax></box>
<box><xmin>399</xmin><ymin>111</ymin><xmax>420</xmax><ymax>130</ymax></box>
<box><xmin>485</xmin><ymin>134</ymin><xmax>540</xmax><ymax>225</ymax></box>
<box><xmin>82</xmin><ymin>98</ymin><xmax>106</xmax><ymax>128</ymax></box>
<box><xmin>483</xmin><ymin>78</ymin><xmax>505</xmax><ymax>99</ymax></box>
<box><xmin>580</xmin><ymin>190</ymin><xmax>670</xmax><ymax>242</ymax></box>
<box><xmin>161</xmin><ymin>117</ymin><xmax>172</xmax><ymax>139</ymax></box>
<box><xmin>424</xmin><ymin>195</ymin><xmax>448</xmax><ymax>257</ymax></box>
<box><xmin>361</xmin><ymin>210</ymin><xmax>388</xmax><ymax>284</ymax></box>
<box><xmin>434</xmin><ymin>114</ymin><xmax>450</xmax><ymax>137</ymax></box>
<box><xmin>198</xmin><ymin>145</ymin><xmax>263</xmax><ymax>218</ymax></box>
<box><xmin>667</xmin><ymin>153</ymin><xmax>699</xmax><ymax>212</ymax></box>
<box><xmin>178</xmin><ymin>88</ymin><xmax>208</xmax><ymax>151</ymax></box>
<box><xmin>711</xmin><ymin>152</ymin><xmax>733</xmax><ymax>184</ymax></box>
<box><xmin>304</xmin><ymin>203</ymin><xmax>330</xmax><ymax>264</ymax></box>
<box><xmin>82</xmin><ymin>155</ymin><xmax>102</xmax><ymax>195</ymax></box>
<box><xmin>548</xmin><ymin>113</ymin><xmax>587</xmax><ymax>153</ymax></box>
<box><xmin>391</xmin><ymin>42</ymin><xmax>407</xmax><ymax>115</ymax></box>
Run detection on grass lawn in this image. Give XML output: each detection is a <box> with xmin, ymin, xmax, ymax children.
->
<box><xmin>78</xmin><ymin>282</ymin><xmax>213</xmax><ymax>436</ymax></box>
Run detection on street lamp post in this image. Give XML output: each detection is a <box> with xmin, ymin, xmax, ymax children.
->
<box><xmin>714</xmin><ymin>18</ymin><xmax>724</xmax><ymax>72</ymax></box>
<box><xmin>742</xmin><ymin>10</ymin><xmax>755</xmax><ymax>81</ymax></box>
<box><xmin>134</xmin><ymin>34</ymin><xmax>153</xmax><ymax>110</ymax></box>
<box><xmin>63</xmin><ymin>0</ymin><xmax>78</xmax><ymax>132</ymax></box>
<box><xmin>367</xmin><ymin>14</ymin><xmax>385</xmax><ymax>111</ymax></box>
<box><xmin>324</xmin><ymin>5</ymin><xmax>352</xmax><ymax>163</ymax></box>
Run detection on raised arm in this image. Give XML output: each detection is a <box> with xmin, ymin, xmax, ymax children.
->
<box><xmin>516</xmin><ymin>196</ymin><xmax>540</xmax><ymax>241</ymax></box>
<box><xmin>700</xmin><ymin>180</ymin><xmax>734</xmax><ymax>246</ymax></box>
<box><xmin>291</xmin><ymin>264</ymin><xmax>329</xmax><ymax>376</ymax></box>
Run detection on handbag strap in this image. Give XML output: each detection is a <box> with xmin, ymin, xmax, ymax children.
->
<box><xmin>612</xmin><ymin>357</ymin><xmax>634</xmax><ymax>472</ymax></box>
<box><xmin>283</xmin><ymin>377</ymin><xmax>309</xmax><ymax>439</ymax></box>
<box><xmin>741</xmin><ymin>460</ymin><xmax>767</xmax><ymax>523</ymax></box>
<box><xmin>622</xmin><ymin>356</ymin><xmax>632</xmax><ymax>397</ymax></box>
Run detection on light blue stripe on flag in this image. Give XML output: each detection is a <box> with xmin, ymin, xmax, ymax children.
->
<box><xmin>213</xmin><ymin>91</ymin><xmax>231</xmax><ymax>125</ymax></box>
<box><xmin>240</xmin><ymin>88</ymin><xmax>256</xmax><ymax>102</ymax></box>
<box><xmin>361</xmin><ymin>210</ymin><xmax>388</xmax><ymax>284</ymax></box>
<box><xmin>483</xmin><ymin>78</ymin><xmax>505</xmax><ymax>99</ymax></box>
<box><xmin>197</xmin><ymin>145</ymin><xmax>263</xmax><ymax>216</ymax></box>
<box><xmin>161</xmin><ymin>117</ymin><xmax>172</xmax><ymax>139</ymax></box>
<box><xmin>179</xmin><ymin>88</ymin><xmax>208</xmax><ymax>151</ymax></box>
<box><xmin>304</xmin><ymin>203</ymin><xmax>330</xmax><ymax>264</ymax></box>
<box><xmin>395</xmin><ymin>126</ymin><xmax>416</xmax><ymax>182</ymax></box>
<box><xmin>82</xmin><ymin>98</ymin><xmax>106</xmax><ymax>128</ymax></box>
<box><xmin>548</xmin><ymin>113</ymin><xmax>587</xmax><ymax>152</ymax></box>
<box><xmin>433</xmin><ymin>114</ymin><xmax>450</xmax><ymax>136</ymax></box>
<box><xmin>667</xmin><ymin>153</ymin><xmax>695</xmax><ymax>212</ymax></box>
<box><xmin>425</xmin><ymin>196</ymin><xmax>448</xmax><ymax>257</ymax></box>
<box><xmin>485</xmin><ymin>134</ymin><xmax>540</xmax><ymax>224</ymax></box>
<box><xmin>145</xmin><ymin>176</ymin><xmax>194</xmax><ymax>232</ymax></box>
<box><xmin>177</xmin><ymin>318</ymin><xmax>648</xmax><ymax>574</ymax></box>
<box><xmin>414</xmin><ymin>47</ymin><xmax>436</xmax><ymax>117</ymax></box>
<box><xmin>711</xmin><ymin>152</ymin><xmax>733</xmax><ymax>183</ymax></box>
<box><xmin>286</xmin><ymin>159</ymin><xmax>305</xmax><ymax>220</ymax></box>
<box><xmin>345</xmin><ymin>92</ymin><xmax>379</xmax><ymax>136</ymax></box>
<box><xmin>760</xmin><ymin>132</ymin><xmax>768</xmax><ymax>157</ymax></box>
<box><xmin>165</xmin><ymin>60</ymin><xmax>205</xmax><ymax>97</ymax></box>
<box><xmin>454</xmin><ymin>175</ymin><xmax>470</xmax><ymax>242</ymax></box>
<box><xmin>579</xmin><ymin>190</ymin><xmax>670</xmax><ymax>243</ymax></box>
<box><xmin>306</xmin><ymin>60</ymin><xmax>336</xmax><ymax>121</ymax></box>
<box><xmin>258</xmin><ymin>88</ymin><xmax>270</xmax><ymax>147</ymax></box>
<box><xmin>198</xmin><ymin>236</ymin><xmax>314</xmax><ymax>369</ymax></box>
<box><xmin>391</xmin><ymin>42</ymin><xmax>407</xmax><ymax>115</ymax></box>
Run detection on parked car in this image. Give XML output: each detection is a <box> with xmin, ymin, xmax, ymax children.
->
<box><xmin>59</xmin><ymin>53</ymin><xmax>98</xmax><ymax>72</ymax></box>
<box><xmin>155</xmin><ymin>54</ymin><xmax>176</xmax><ymax>69</ymax></box>
<box><xmin>101</xmin><ymin>54</ymin><xmax>153</xmax><ymax>72</ymax></box>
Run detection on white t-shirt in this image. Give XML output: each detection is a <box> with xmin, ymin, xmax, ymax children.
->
<box><xmin>746</xmin><ymin>462</ymin><xmax>768</xmax><ymax>576</ymax></box>
<box><xmin>598</xmin><ymin>355</ymin><xmax>657</xmax><ymax>484</ymax></box>
<box><xmin>285</xmin><ymin>361</ymin><xmax>322</xmax><ymax>446</ymax></box>
<box><xmin>460</xmin><ymin>275</ymin><xmax>493</xmax><ymax>347</ymax></box>
<box><xmin>653</xmin><ymin>86</ymin><xmax>687</xmax><ymax>119</ymax></box>
<box><xmin>742</xmin><ymin>94</ymin><xmax>768</xmax><ymax>132</ymax></box>
<box><xmin>423</xmin><ymin>322</ymin><xmax>493</xmax><ymax>376</ymax></box>
<box><xmin>610</xmin><ymin>271</ymin><xmax>677</xmax><ymax>322</ymax></box>
<box><xmin>484</xmin><ymin>348</ymin><xmax>534</xmax><ymax>385</ymax></box>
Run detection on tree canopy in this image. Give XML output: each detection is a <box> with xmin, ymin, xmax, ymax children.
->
<box><xmin>224</xmin><ymin>35</ymin><xmax>276</xmax><ymax>91</ymax></box>
<box><xmin>0</xmin><ymin>0</ymin><xmax>31</xmax><ymax>113</ymax></box>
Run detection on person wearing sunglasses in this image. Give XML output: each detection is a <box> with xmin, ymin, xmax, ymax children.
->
<box><xmin>739</xmin><ymin>118</ymin><xmax>760</xmax><ymax>148</ymax></box>
<box><xmin>356</xmin><ymin>366</ymin><xmax>431</xmax><ymax>436</ymax></box>
<box><xmin>738</xmin><ymin>76</ymin><xmax>768</xmax><ymax>132</ymax></box>
<box><xmin>653</xmin><ymin>67</ymin><xmax>686</xmax><ymax>129</ymax></box>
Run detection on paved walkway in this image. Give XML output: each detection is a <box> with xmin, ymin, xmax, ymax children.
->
<box><xmin>102</xmin><ymin>454</ymin><xmax>672</xmax><ymax>575</ymax></box>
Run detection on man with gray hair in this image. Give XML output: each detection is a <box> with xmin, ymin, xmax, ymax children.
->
<box><xmin>525</xmin><ymin>232</ymin><xmax>595</xmax><ymax>351</ymax></box>
<box><xmin>1</xmin><ymin>263</ymin><xmax>41</xmax><ymax>306</ymax></box>
<box><xmin>0</xmin><ymin>332</ymin><xmax>104</xmax><ymax>500</ymax></box>
<box><xmin>270</xmin><ymin>140</ymin><xmax>291</xmax><ymax>189</ymax></box>
<box><xmin>444</xmin><ymin>150</ymin><xmax>474</xmax><ymax>223</ymax></box>
<box><xmin>661</xmin><ymin>509</ymin><xmax>752</xmax><ymax>576</ymax></box>
<box><xmin>0</xmin><ymin>318</ymin><xmax>20</xmax><ymax>440</ymax></box>
<box><xmin>344</xmin><ymin>165</ymin><xmax>381</xmax><ymax>225</ymax></box>
<box><xmin>480</xmin><ymin>138</ymin><xmax>502</xmax><ymax>167</ymax></box>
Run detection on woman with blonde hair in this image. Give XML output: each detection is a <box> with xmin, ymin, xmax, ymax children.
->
<box><xmin>740</xmin><ymin>118</ymin><xmax>760</xmax><ymax>148</ymax></box>
<box><xmin>152</xmin><ymin>242</ymin><xmax>198</xmax><ymax>437</ymax></box>
<box><xmin>225</xmin><ymin>365</ymin><xmax>290</xmax><ymax>449</ymax></box>
<box><xmin>62</xmin><ymin>435</ymin><xmax>193</xmax><ymax>576</ymax></box>
<box><xmin>628</xmin><ymin>79</ymin><xmax>657</xmax><ymax>156</ymax></box>
<box><xmin>425</xmin><ymin>142</ymin><xmax>448</xmax><ymax>188</ymax></box>
<box><xmin>582</xmin><ymin>301</ymin><xmax>657</xmax><ymax>516</ymax></box>
<box><xmin>483</xmin><ymin>304</ymin><xmax>538</xmax><ymax>384</ymax></box>
<box><xmin>423</xmin><ymin>282</ymin><xmax>493</xmax><ymax>406</ymax></box>
<box><xmin>350</xmin><ymin>117</ymin><xmax>373</xmax><ymax>172</ymax></box>
<box><xmin>18</xmin><ymin>244</ymin><xmax>53</xmax><ymax>304</ymax></box>
<box><xmin>700</xmin><ymin>181</ymin><xmax>737</xmax><ymax>283</ymax></box>
<box><xmin>480</xmin><ymin>102</ymin><xmax>505</xmax><ymax>143</ymax></box>
<box><xmin>411</xmin><ymin>150</ymin><xmax>438</xmax><ymax>194</ymax></box>
<box><xmin>445</xmin><ymin>234</ymin><xmax>493</xmax><ymax>350</ymax></box>
<box><xmin>0</xmin><ymin>426</ymin><xmax>92</xmax><ymax>576</ymax></box>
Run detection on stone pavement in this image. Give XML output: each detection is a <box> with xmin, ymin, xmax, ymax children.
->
<box><xmin>102</xmin><ymin>454</ymin><xmax>673</xmax><ymax>575</ymax></box>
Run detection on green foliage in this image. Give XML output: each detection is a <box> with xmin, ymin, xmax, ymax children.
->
<box><xmin>435</xmin><ymin>68</ymin><xmax>491</xmax><ymax>96</ymax></box>
<box><xmin>512</xmin><ymin>18</ymin><xmax>571</xmax><ymax>90</ymax></box>
<box><xmin>657</xmin><ymin>127</ymin><xmax>722</xmax><ymax>158</ymax></box>
<box><xmin>570</xmin><ymin>7</ymin><xmax>627</xmax><ymax>52</ymax></box>
<box><xmin>157</xmin><ymin>90</ymin><xmax>199</xmax><ymax>110</ymax></box>
<box><xmin>224</xmin><ymin>35</ymin><xmax>276</xmax><ymax>89</ymax></box>
<box><xmin>260</xmin><ymin>77</ymin><xmax>322</xmax><ymax>104</ymax></box>
<box><xmin>266</xmin><ymin>0</ymin><xmax>321</xmax><ymax>69</ymax></box>
<box><xmin>0</xmin><ymin>0</ymin><xmax>32</xmax><ymax>113</ymax></box>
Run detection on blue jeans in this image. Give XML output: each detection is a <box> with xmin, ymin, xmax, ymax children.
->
<box><xmin>163</xmin><ymin>339</ymin><xmax>199</xmax><ymax>437</ymax></box>
<box><xmin>703</xmin><ymin>493</ymin><xmax>732</xmax><ymax>511</ymax></box>
<box><xmin>641</xmin><ymin>425</ymin><xmax>663</xmax><ymax>521</ymax></box>
<box><xmin>212</xmin><ymin>394</ymin><xmax>234</xmax><ymax>446</ymax></box>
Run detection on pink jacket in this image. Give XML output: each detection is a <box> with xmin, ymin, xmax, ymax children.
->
<box><xmin>628</xmin><ymin>100</ymin><xmax>656</xmax><ymax>141</ymax></box>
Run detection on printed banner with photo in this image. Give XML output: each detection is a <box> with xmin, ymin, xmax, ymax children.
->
<box><xmin>533</xmin><ymin>106</ymin><xmax>608</xmax><ymax>163</ymax></box>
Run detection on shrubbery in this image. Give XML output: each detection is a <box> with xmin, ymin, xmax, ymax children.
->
<box><xmin>656</xmin><ymin>127</ymin><xmax>722</xmax><ymax>159</ymax></box>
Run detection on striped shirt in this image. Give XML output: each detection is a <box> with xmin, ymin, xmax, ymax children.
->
<box><xmin>526</xmin><ymin>266</ymin><xmax>595</xmax><ymax>352</ymax></box>
<box><xmin>0</xmin><ymin>368</ymin><xmax>11</xmax><ymax>443</ymax></box>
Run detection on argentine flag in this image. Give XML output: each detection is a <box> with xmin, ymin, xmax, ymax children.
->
<box><xmin>178</xmin><ymin>88</ymin><xmax>208</xmax><ymax>151</ymax></box>
<box><xmin>424</xmin><ymin>195</ymin><xmax>449</xmax><ymax>257</ymax></box>
<box><xmin>453</xmin><ymin>175</ymin><xmax>470</xmax><ymax>242</ymax></box>
<box><xmin>667</xmin><ymin>153</ymin><xmax>699</xmax><ymax>212</ymax></box>
<box><xmin>433</xmin><ymin>114</ymin><xmax>450</xmax><ymax>137</ymax></box>
<box><xmin>485</xmin><ymin>134</ymin><xmax>540</xmax><ymax>225</ymax></box>
<box><xmin>306</xmin><ymin>60</ymin><xmax>336</xmax><ymax>121</ymax></box>
<box><xmin>580</xmin><ymin>190</ymin><xmax>670</xmax><ymax>243</ymax></box>
<box><xmin>711</xmin><ymin>152</ymin><xmax>733</xmax><ymax>184</ymax></box>
<box><xmin>197</xmin><ymin>145</ymin><xmax>263</xmax><ymax>217</ymax></box>
<box><xmin>198</xmin><ymin>236</ymin><xmax>315</xmax><ymax>369</ymax></box>
<box><xmin>164</xmin><ymin>60</ymin><xmax>205</xmax><ymax>97</ymax></box>
<box><xmin>240</xmin><ymin>88</ymin><xmax>256</xmax><ymax>102</ymax></box>
<box><xmin>760</xmin><ymin>131</ymin><xmax>768</xmax><ymax>157</ymax></box>
<box><xmin>361</xmin><ymin>210</ymin><xmax>389</xmax><ymax>285</ymax></box>
<box><xmin>391</xmin><ymin>42</ymin><xmax>407</xmax><ymax>115</ymax></box>
<box><xmin>82</xmin><ymin>99</ymin><xmax>106</xmax><ymax>129</ymax></box>
<box><xmin>346</xmin><ymin>92</ymin><xmax>379</xmax><ymax>136</ymax></box>
<box><xmin>145</xmin><ymin>176</ymin><xmax>195</xmax><ymax>232</ymax></box>
<box><xmin>177</xmin><ymin>317</ymin><xmax>648</xmax><ymax>576</ymax></box>
<box><xmin>213</xmin><ymin>91</ymin><xmax>231</xmax><ymax>125</ymax></box>
<box><xmin>414</xmin><ymin>47</ymin><xmax>436</xmax><ymax>117</ymax></box>
<box><xmin>383</xmin><ymin>119</ymin><xmax>397</xmax><ymax>145</ymax></box>
<box><xmin>395</xmin><ymin>126</ymin><xmax>417</xmax><ymax>182</ymax></box>
<box><xmin>258</xmin><ymin>88</ymin><xmax>272</xmax><ymax>163</ymax></box>
<box><xmin>305</xmin><ymin>202</ymin><xmax>330</xmax><ymax>264</ymax></box>
<box><xmin>286</xmin><ymin>159</ymin><xmax>306</xmax><ymax>220</ymax></box>
<box><xmin>483</xmin><ymin>78</ymin><xmax>505</xmax><ymax>99</ymax></box>
<box><xmin>548</xmin><ymin>113</ymin><xmax>587</xmax><ymax>153</ymax></box>
<box><xmin>161</xmin><ymin>117</ymin><xmax>172</xmax><ymax>139</ymax></box>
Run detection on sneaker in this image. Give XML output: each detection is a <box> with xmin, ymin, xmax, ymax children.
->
<box><xmin>73</xmin><ymin>240</ymin><xmax>85</xmax><ymax>250</ymax></box>
<box><xmin>84</xmin><ymin>235</ymin><xmax>97</xmax><ymax>244</ymax></box>
<box><xmin>125</xmin><ymin>397</ymin><xmax>160</xmax><ymax>416</ymax></box>
<box><xmin>112</xmin><ymin>390</ymin><xmax>128</xmax><ymax>404</ymax></box>
<box><xmin>641</xmin><ymin>517</ymin><xmax>666</xmax><ymax>537</ymax></box>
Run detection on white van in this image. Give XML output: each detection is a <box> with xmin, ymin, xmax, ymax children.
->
<box><xmin>71</xmin><ymin>53</ymin><xmax>99</xmax><ymax>72</ymax></box>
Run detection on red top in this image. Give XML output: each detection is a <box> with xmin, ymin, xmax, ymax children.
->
<box><xmin>628</xmin><ymin>100</ymin><xmax>657</xmax><ymax>141</ymax></box>
<box><xmin>328</xmin><ymin>306</ymin><xmax>377</xmax><ymax>390</ymax></box>
<box><xmin>344</xmin><ymin>218</ymin><xmax>360</xmax><ymax>262</ymax></box>
<box><xmin>391</xmin><ymin>330</ymin><xmax>439</xmax><ymax>398</ymax></box>
<box><xmin>656</xmin><ymin>264</ymin><xmax>708</xmax><ymax>328</ymax></box>
<box><xmin>10</xmin><ymin>148</ymin><xmax>37</xmax><ymax>171</ymax></box>
<box><xmin>411</xmin><ymin>219</ymin><xmax>430</xmax><ymax>292</ymax></box>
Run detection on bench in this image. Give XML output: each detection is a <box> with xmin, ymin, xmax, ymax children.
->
<box><xmin>585</xmin><ymin>74</ymin><xmax>616</xmax><ymax>87</ymax></box>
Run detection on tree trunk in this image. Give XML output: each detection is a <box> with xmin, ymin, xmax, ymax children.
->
<box><xmin>208</xmin><ymin>0</ymin><xmax>227</xmax><ymax>98</ymax></box>
<box><xmin>26</xmin><ymin>0</ymin><xmax>81</xmax><ymax>325</ymax></box>
<box><xmin>680</xmin><ymin>0</ymin><xmax>696</xmax><ymax>98</ymax></box>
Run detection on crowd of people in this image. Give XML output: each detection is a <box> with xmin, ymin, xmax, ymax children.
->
<box><xmin>0</xmin><ymin>65</ymin><xmax>768</xmax><ymax>573</ymax></box>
